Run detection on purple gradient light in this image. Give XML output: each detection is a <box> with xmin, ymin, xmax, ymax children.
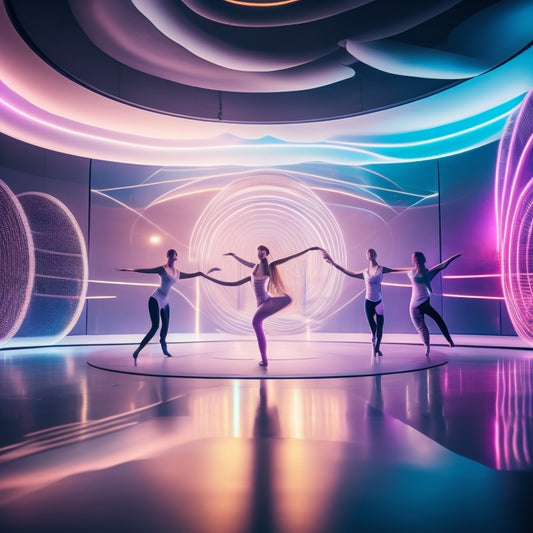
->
<box><xmin>495</xmin><ymin>89</ymin><xmax>533</xmax><ymax>344</ymax></box>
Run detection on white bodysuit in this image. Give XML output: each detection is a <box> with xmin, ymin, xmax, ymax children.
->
<box><xmin>151</xmin><ymin>267</ymin><xmax>178</xmax><ymax>309</ymax></box>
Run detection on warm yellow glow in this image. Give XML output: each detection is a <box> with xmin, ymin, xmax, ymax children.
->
<box><xmin>224</xmin><ymin>0</ymin><xmax>299</xmax><ymax>7</ymax></box>
<box><xmin>149</xmin><ymin>235</ymin><xmax>161</xmax><ymax>244</ymax></box>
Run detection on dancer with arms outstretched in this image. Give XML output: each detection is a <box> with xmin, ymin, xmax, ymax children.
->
<box><xmin>117</xmin><ymin>248</ymin><xmax>219</xmax><ymax>362</ymax></box>
<box><xmin>217</xmin><ymin>245</ymin><xmax>322</xmax><ymax>367</ymax></box>
<box><xmin>322</xmin><ymin>248</ymin><xmax>409</xmax><ymax>356</ymax></box>
<box><xmin>408</xmin><ymin>252</ymin><xmax>461</xmax><ymax>356</ymax></box>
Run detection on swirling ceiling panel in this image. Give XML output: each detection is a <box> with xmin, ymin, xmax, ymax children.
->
<box><xmin>0</xmin><ymin>0</ymin><xmax>532</xmax><ymax>164</ymax></box>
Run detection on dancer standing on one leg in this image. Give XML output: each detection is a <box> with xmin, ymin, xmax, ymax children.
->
<box><xmin>321</xmin><ymin>248</ymin><xmax>409</xmax><ymax>356</ymax></box>
<box><xmin>219</xmin><ymin>245</ymin><xmax>322</xmax><ymax>367</ymax></box>
<box><xmin>408</xmin><ymin>251</ymin><xmax>461</xmax><ymax>357</ymax></box>
<box><xmin>117</xmin><ymin>249</ymin><xmax>219</xmax><ymax>362</ymax></box>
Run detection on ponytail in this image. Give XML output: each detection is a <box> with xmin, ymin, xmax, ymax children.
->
<box><xmin>268</xmin><ymin>264</ymin><xmax>288</xmax><ymax>296</ymax></box>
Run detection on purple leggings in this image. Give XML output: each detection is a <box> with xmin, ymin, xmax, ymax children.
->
<box><xmin>252</xmin><ymin>294</ymin><xmax>292</xmax><ymax>365</ymax></box>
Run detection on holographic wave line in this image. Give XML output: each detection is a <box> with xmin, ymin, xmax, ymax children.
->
<box><xmin>406</xmin><ymin>193</ymin><xmax>440</xmax><ymax>208</ymax></box>
<box><xmin>95</xmin><ymin>167</ymin><xmax>432</xmax><ymax>210</ymax></box>
<box><xmin>88</xmin><ymin>279</ymin><xmax>199</xmax><ymax>312</ymax></box>
<box><xmin>443</xmin><ymin>294</ymin><xmax>504</xmax><ymax>300</ymax></box>
<box><xmin>91</xmin><ymin>189</ymin><xmax>178</xmax><ymax>242</ymax></box>
<box><xmin>94</xmin><ymin>169</ymin><xmax>257</xmax><ymax>192</ymax></box>
<box><xmin>311</xmin><ymin>187</ymin><xmax>406</xmax><ymax>215</ymax></box>
<box><xmin>244</xmin><ymin>167</ymin><xmax>426</xmax><ymax>202</ymax></box>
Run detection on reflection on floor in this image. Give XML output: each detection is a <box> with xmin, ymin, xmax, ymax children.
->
<box><xmin>0</xmin><ymin>337</ymin><xmax>532</xmax><ymax>533</ymax></box>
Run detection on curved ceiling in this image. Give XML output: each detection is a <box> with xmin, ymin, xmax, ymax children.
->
<box><xmin>0</xmin><ymin>0</ymin><xmax>532</xmax><ymax>165</ymax></box>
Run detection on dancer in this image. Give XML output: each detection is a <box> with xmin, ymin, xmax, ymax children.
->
<box><xmin>408</xmin><ymin>251</ymin><xmax>461</xmax><ymax>356</ymax></box>
<box><xmin>117</xmin><ymin>249</ymin><xmax>219</xmax><ymax>362</ymax></box>
<box><xmin>216</xmin><ymin>245</ymin><xmax>322</xmax><ymax>367</ymax></box>
<box><xmin>321</xmin><ymin>248</ymin><xmax>409</xmax><ymax>356</ymax></box>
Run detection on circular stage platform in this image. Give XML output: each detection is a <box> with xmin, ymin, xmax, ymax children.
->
<box><xmin>86</xmin><ymin>339</ymin><xmax>448</xmax><ymax>379</ymax></box>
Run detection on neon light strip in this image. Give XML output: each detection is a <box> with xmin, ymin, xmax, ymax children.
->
<box><xmin>0</xmin><ymin>92</ymin><xmax>512</xmax><ymax>159</ymax></box>
<box><xmin>332</xmin><ymin>108</ymin><xmax>515</xmax><ymax>148</ymax></box>
<box><xmin>225</xmin><ymin>0</ymin><xmax>299</xmax><ymax>7</ymax></box>
<box><xmin>89</xmin><ymin>279</ymin><xmax>159</xmax><ymax>287</ymax></box>
<box><xmin>443</xmin><ymin>274</ymin><xmax>501</xmax><ymax>279</ymax></box>
<box><xmin>443</xmin><ymin>294</ymin><xmax>504</xmax><ymax>300</ymax></box>
<box><xmin>88</xmin><ymin>280</ymin><xmax>199</xmax><ymax>311</ymax></box>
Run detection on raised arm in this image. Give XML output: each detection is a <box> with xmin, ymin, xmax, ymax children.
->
<box><xmin>427</xmin><ymin>253</ymin><xmax>461</xmax><ymax>280</ymax></box>
<box><xmin>321</xmin><ymin>250</ymin><xmax>364</xmax><ymax>279</ymax></box>
<box><xmin>116</xmin><ymin>266</ymin><xmax>163</xmax><ymax>274</ymax></box>
<box><xmin>270</xmin><ymin>247</ymin><xmax>323</xmax><ymax>268</ymax></box>
<box><xmin>223</xmin><ymin>252</ymin><xmax>255</xmax><ymax>269</ymax></box>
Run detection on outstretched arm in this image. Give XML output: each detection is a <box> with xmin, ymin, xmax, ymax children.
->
<box><xmin>201</xmin><ymin>274</ymin><xmax>251</xmax><ymax>286</ymax></box>
<box><xmin>116</xmin><ymin>266</ymin><xmax>163</xmax><ymax>274</ymax></box>
<box><xmin>321</xmin><ymin>250</ymin><xmax>364</xmax><ymax>279</ymax></box>
<box><xmin>179</xmin><ymin>267</ymin><xmax>221</xmax><ymax>280</ymax></box>
<box><xmin>382</xmin><ymin>266</ymin><xmax>412</xmax><ymax>274</ymax></box>
<box><xmin>270</xmin><ymin>247</ymin><xmax>323</xmax><ymax>268</ymax></box>
<box><xmin>427</xmin><ymin>253</ymin><xmax>461</xmax><ymax>280</ymax></box>
<box><xmin>223</xmin><ymin>252</ymin><xmax>255</xmax><ymax>269</ymax></box>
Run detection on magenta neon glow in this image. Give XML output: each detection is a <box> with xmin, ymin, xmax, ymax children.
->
<box><xmin>495</xmin><ymin>89</ymin><xmax>533</xmax><ymax>344</ymax></box>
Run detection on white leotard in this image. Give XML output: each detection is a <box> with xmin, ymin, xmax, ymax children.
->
<box><xmin>408</xmin><ymin>269</ymin><xmax>430</xmax><ymax>307</ymax></box>
<box><xmin>363</xmin><ymin>265</ymin><xmax>383</xmax><ymax>302</ymax></box>
<box><xmin>151</xmin><ymin>267</ymin><xmax>178</xmax><ymax>309</ymax></box>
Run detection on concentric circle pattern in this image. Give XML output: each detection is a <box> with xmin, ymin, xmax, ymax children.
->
<box><xmin>190</xmin><ymin>172</ymin><xmax>346</xmax><ymax>334</ymax></box>
<box><xmin>15</xmin><ymin>193</ymin><xmax>88</xmax><ymax>341</ymax></box>
<box><xmin>496</xmin><ymin>89</ymin><xmax>533</xmax><ymax>344</ymax></box>
<box><xmin>0</xmin><ymin>178</ymin><xmax>34</xmax><ymax>345</ymax></box>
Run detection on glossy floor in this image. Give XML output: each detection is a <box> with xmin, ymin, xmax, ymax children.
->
<box><xmin>1</xmin><ymin>338</ymin><xmax>532</xmax><ymax>533</ymax></box>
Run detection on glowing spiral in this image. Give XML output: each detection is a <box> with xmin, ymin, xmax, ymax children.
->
<box><xmin>190</xmin><ymin>172</ymin><xmax>346</xmax><ymax>334</ymax></box>
<box><xmin>496</xmin><ymin>89</ymin><xmax>533</xmax><ymax>343</ymax></box>
<box><xmin>0</xmin><ymin>178</ymin><xmax>34</xmax><ymax>345</ymax></box>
